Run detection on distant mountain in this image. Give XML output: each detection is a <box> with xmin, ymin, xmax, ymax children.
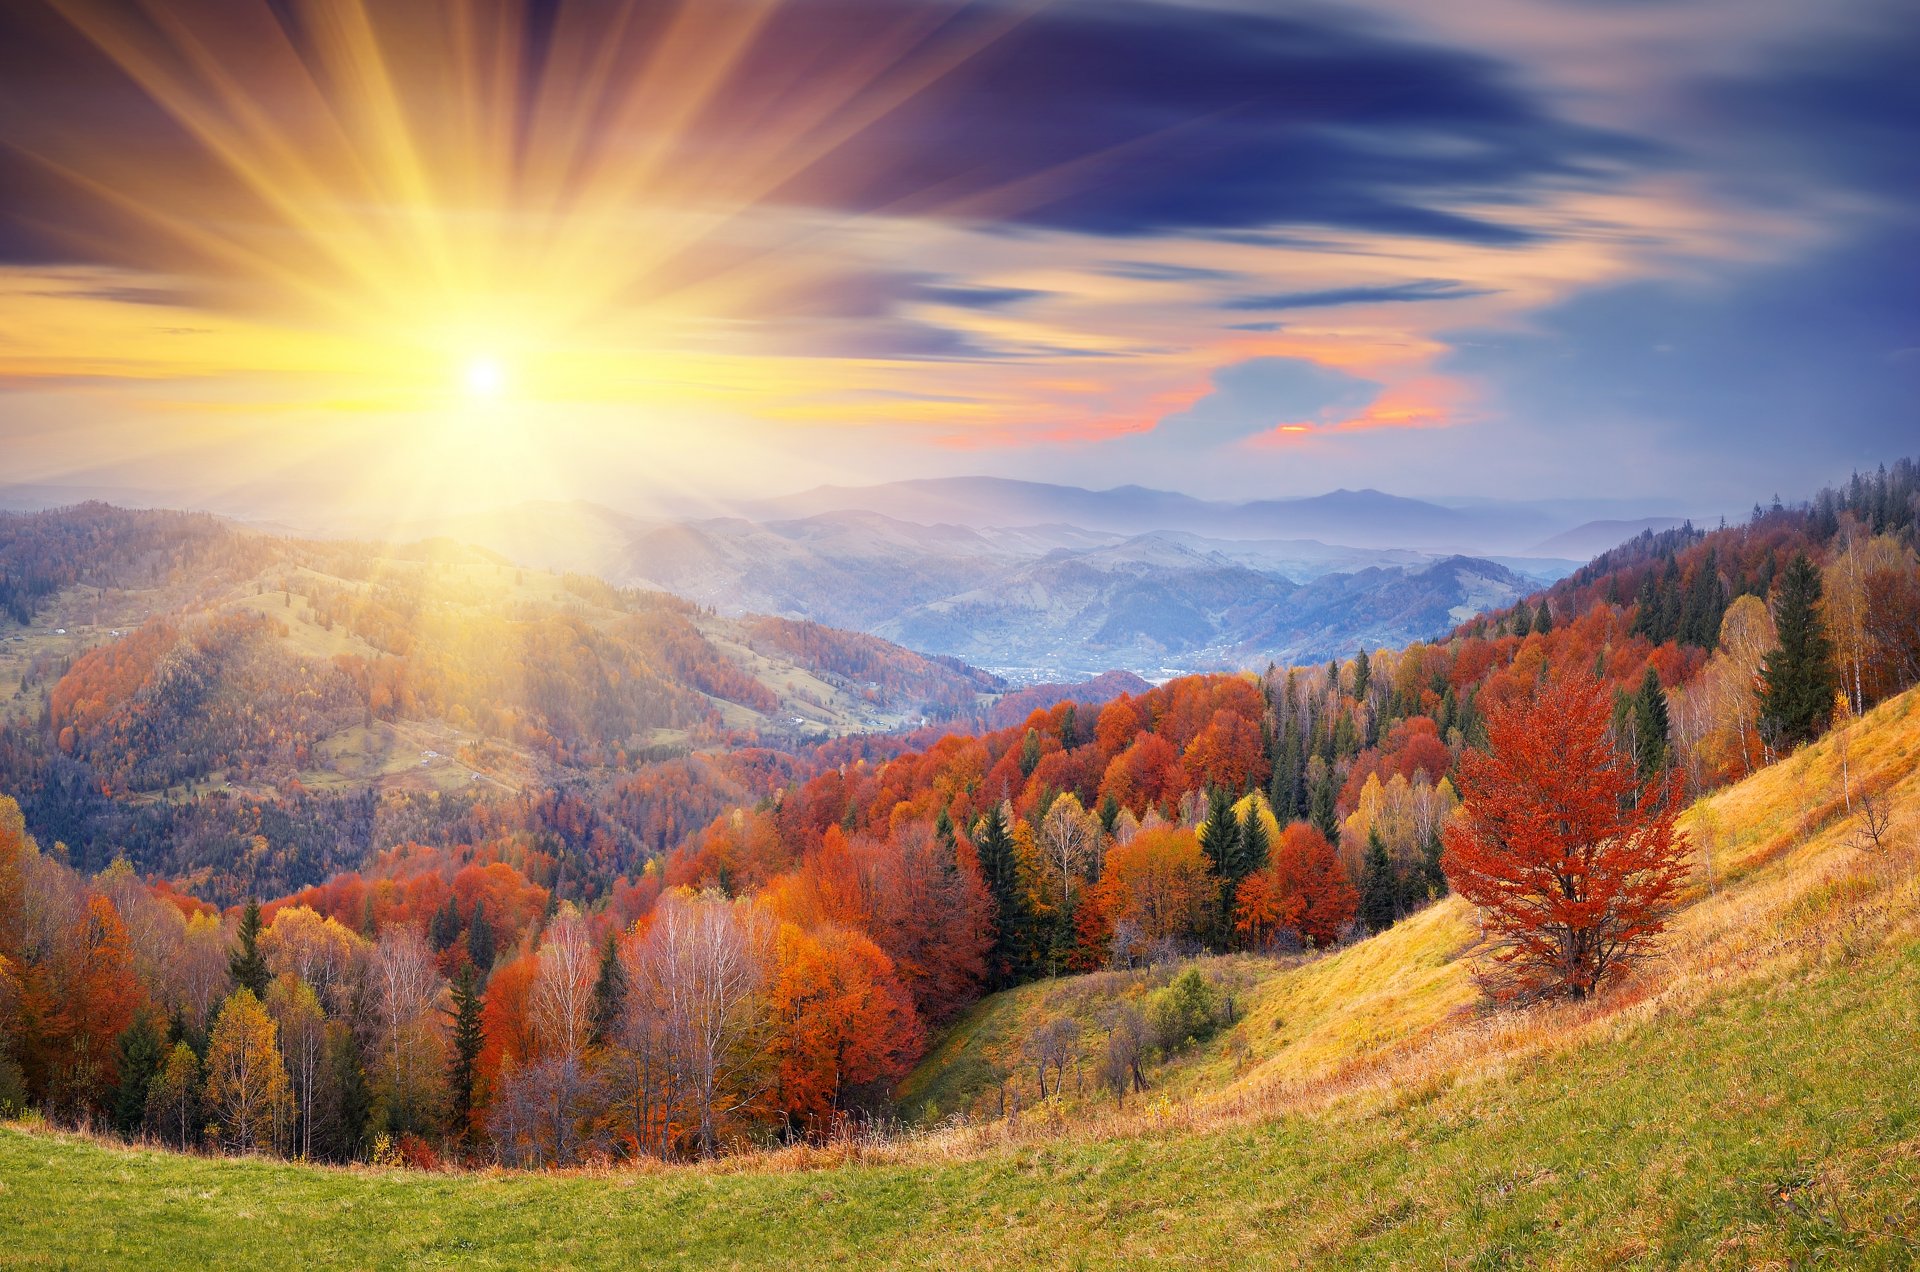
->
<box><xmin>401</xmin><ymin>499</ymin><xmax>1567</xmax><ymax>681</ymax></box>
<box><xmin>752</xmin><ymin>477</ymin><xmax>1599</xmax><ymax>553</ymax></box>
<box><xmin>875</xmin><ymin>547</ymin><xmax>1535</xmax><ymax>678</ymax></box>
<box><xmin>1525</xmin><ymin>517</ymin><xmax>1690</xmax><ymax>560</ymax></box>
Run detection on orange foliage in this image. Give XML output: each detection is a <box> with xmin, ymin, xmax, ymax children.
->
<box><xmin>1443</xmin><ymin>673</ymin><xmax>1690</xmax><ymax>1002</ymax></box>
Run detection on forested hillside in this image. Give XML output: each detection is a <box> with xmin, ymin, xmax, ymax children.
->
<box><xmin>0</xmin><ymin>504</ymin><xmax>1000</xmax><ymax>899</ymax></box>
<box><xmin>1</xmin><ymin>463</ymin><xmax>1914</xmax><ymax>1176</ymax></box>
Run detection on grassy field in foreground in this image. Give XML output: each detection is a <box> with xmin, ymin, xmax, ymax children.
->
<box><xmin>5</xmin><ymin>926</ymin><xmax>1919</xmax><ymax>1270</ymax></box>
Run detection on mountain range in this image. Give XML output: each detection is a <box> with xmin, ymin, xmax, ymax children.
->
<box><xmin>408</xmin><ymin>497</ymin><xmax>1589</xmax><ymax>680</ymax></box>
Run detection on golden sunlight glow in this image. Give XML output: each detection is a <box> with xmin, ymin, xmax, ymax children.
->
<box><xmin>462</xmin><ymin>357</ymin><xmax>506</xmax><ymax>400</ymax></box>
<box><xmin>0</xmin><ymin>0</ymin><xmax>1742</xmax><ymax>519</ymax></box>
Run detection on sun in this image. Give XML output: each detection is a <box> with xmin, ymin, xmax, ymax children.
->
<box><xmin>462</xmin><ymin>356</ymin><xmax>506</xmax><ymax>400</ymax></box>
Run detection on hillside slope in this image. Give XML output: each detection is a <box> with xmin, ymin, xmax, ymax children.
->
<box><xmin>5</xmin><ymin>688</ymin><xmax>1917</xmax><ymax>1268</ymax></box>
<box><xmin>900</xmin><ymin>684</ymin><xmax>1920</xmax><ymax>1128</ymax></box>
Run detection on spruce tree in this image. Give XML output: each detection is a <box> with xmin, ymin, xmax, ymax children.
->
<box><xmin>1358</xmin><ymin>831</ymin><xmax>1398</xmax><ymax>934</ymax></box>
<box><xmin>428</xmin><ymin>895</ymin><xmax>461</xmax><ymax>953</ymax></box>
<box><xmin>1196</xmin><ymin>787</ymin><xmax>1237</xmax><ymax>879</ymax></box>
<box><xmin>466</xmin><ymin>901</ymin><xmax>495</xmax><ymax>978</ymax></box>
<box><xmin>1632</xmin><ymin>666</ymin><xmax>1670</xmax><ymax>782</ymax></box>
<box><xmin>228</xmin><ymin>901</ymin><xmax>269</xmax><ymax>998</ymax></box>
<box><xmin>1019</xmin><ymin>728</ymin><xmax>1041</xmax><ymax>777</ymax></box>
<box><xmin>112</xmin><ymin>1014</ymin><xmax>165</xmax><ymax>1137</ymax></box>
<box><xmin>1512</xmin><ymin>603</ymin><xmax>1532</xmax><ymax>638</ymax></box>
<box><xmin>975</xmin><ymin>804</ymin><xmax>1030</xmax><ymax>987</ymax></box>
<box><xmin>445</xmin><ymin>964</ymin><xmax>485</xmax><ymax>1145</ymax></box>
<box><xmin>1308</xmin><ymin>760</ymin><xmax>1339</xmax><ymax>844</ymax></box>
<box><xmin>1234</xmin><ymin>803</ymin><xmax>1271</xmax><ymax>878</ymax></box>
<box><xmin>1533</xmin><ymin>599</ymin><xmax>1554</xmax><ymax>635</ymax></box>
<box><xmin>589</xmin><ymin>933</ymin><xmax>626</xmax><ymax>1049</ymax></box>
<box><xmin>1352</xmin><ymin>648</ymin><xmax>1371</xmax><ymax>703</ymax></box>
<box><xmin>1758</xmin><ymin>553</ymin><xmax>1837</xmax><ymax>748</ymax></box>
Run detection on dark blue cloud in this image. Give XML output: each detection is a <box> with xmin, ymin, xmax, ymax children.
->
<box><xmin>1223</xmin><ymin>279</ymin><xmax>1495</xmax><ymax>311</ymax></box>
<box><xmin>917</xmin><ymin>285</ymin><xmax>1050</xmax><ymax>309</ymax></box>
<box><xmin>1098</xmin><ymin>261</ymin><xmax>1245</xmax><ymax>283</ymax></box>
<box><xmin>748</xmin><ymin>0</ymin><xmax>1649</xmax><ymax>241</ymax></box>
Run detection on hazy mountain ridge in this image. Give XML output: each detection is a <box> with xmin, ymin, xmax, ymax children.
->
<box><xmin>426</xmin><ymin>498</ymin><xmax>1569</xmax><ymax>679</ymax></box>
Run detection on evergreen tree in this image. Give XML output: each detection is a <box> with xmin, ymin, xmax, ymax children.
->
<box><xmin>1680</xmin><ymin>551</ymin><xmax>1725</xmax><ymax>648</ymax></box>
<box><xmin>445</xmin><ymin>964</ymin><xmax>485</xmax><ymax>1145</ymax></box>
<box><xmin>1351</xmin><ymin>648</ymin><xmax>1371</xmax><ymax>703</ymax></box>
<box><xmin>1097</xmin><ymin>794</ymin><xmax>1120</xmax><ymax>836</ymax></box>
<box><xmin>1308</xmin><ymin>760</ymin><xmax>1339</xmax><ymax>843</ymax></box>
<box><xmin>1533</xmin><ymin>599</ymin><xmax>1554</xmax><ymax>635</ymax></box>
<box><xmin>1019</xmin><ymin>728</ymin><xmax>1042</xmax><ymax>778</ymax></box>
<box><xmin>1272</xmin><ymin>722</ymin><xmax>1305</xmax><ymax>819</ymax></box>
<box><xmin>974</xmin><ymin>804</ymin><xmax>1031</xmax><ymax>988</ymax></box>
<box><xmin>1513</xmin><ymin>602</ymin><xmax>1532</xmax><ymax>638</ymax></box>
<box><xmin>466</xmin><ymin>901</ymin><xmax>495</xmax><ymax>978</ymax></box>
<box><xmin>228</xmin><ymin>901</ymin><xmax>269</xmax><ymax>998</ymax></box>
<box><xmin>318</xmin><ymin>1023</ymin><xmax>371</xmax><ymax>1162</ymax></box>
<box><xmin>1358</xmin><ymin>832</ymin><xmax>1398</xmax><ymax>933</ymax></box>
<box><xmin>1758</xmin><ymin>553</ymin><xmax>1838</xmax><ymax>748</ymax></box>
<box><xmin>589</xmin><ymin>933</ymin><xmax>626</xmax><ymax>1049</ymax></box>
<box><xmin>112</xmin><ymin>1014</ymin><xmax>166</xmax><ymax>1137</ymax></box>
<box><xmin>1233</xmin><ymin>803</ymin><xmax>1271</xmax><ymax>878</ymax></box>
<box><xmin>428</xmin><ymin>895</ymin><xmax>461</xmax><ymax>953</ymax></box>
<box><xmin>1632</xmin><ymin>666</ymin><xmax>1671</xmax><ymax>782</ymax></box>
<box><xmin>1058</xmin><ymin>703</ymin><xmax>1079</xmax><ymax>749</ymax></box>
<box><xmin>1418</xmin><ymin>828</ymin><xmax>1448</xmax><ymax>901</ymax></box>
<box><xmin>1196</xmin><ymin>787</ymin><xmax>1237</xmax><ymax>879</ymax></box>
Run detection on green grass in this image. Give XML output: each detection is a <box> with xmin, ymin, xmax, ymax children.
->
<box><xmin>6</xmin><ymin>931</ymin><xmax>1918</xmax><ymax>1269</ymax></box>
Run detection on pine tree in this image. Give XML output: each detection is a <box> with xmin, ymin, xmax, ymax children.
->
<box><xmin>1352</xmin><ymin>648</ymin><xmax>1371</xmax><ymax>703</ymax></box>
<box><xmin>1513</xmin><ymin>603</ymin><xmax>1532</xmax><ymax>638</ymax></box>
<box><xmin>1358</xmin><ymin>831</ymin><xmax>1398</xmax><ymax>934</ymax></box>
<box><xmin>445</xmin><ymin>964</ymin><xmax>484</xmax><ymax>1145</ymax></box>
<box><xmin>228</xmin><ymin>901</ymin><xmax>269</xmax><ymax>998</ymax></box>
<box><xmin>1758</xmin><ymin>553</ymin><xmax>1838</xmax><ymax>749</ymax></box>
<box><xmin>112</xmin><ymin>1013</ymin><xmax>166</xmax><ymax>1137</ymax></box>
<box><xmin>466</xmin><ymin>901</ymin><xmax>495</xmax><ymax>978</ymax></box>
<box><xmin>589</xmin><ymin>933</ymin><xmax>626</xmax><ymax>1049</ymax></box>
<box><xmin>1533</xmin><ymin>599</ymin><xmax>1553</xmax><ymax>635</ymax></box>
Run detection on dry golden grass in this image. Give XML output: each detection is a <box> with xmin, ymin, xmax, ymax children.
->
<box><xmin>880</xmin><ymin>685</ymin><xmax>1920</xmax><ymax>1173</ymax></box>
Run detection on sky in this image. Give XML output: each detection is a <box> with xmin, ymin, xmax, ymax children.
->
<box><xmin>0</xmin><ymin>0</ymin><xmax>1914</xmax><ymax>525</ymax></box>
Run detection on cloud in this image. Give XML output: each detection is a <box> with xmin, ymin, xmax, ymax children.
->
<box><xmin>916</xmin><ymin>284</ymin><xmax>1050</xmax><ymax>309</ymax></box>
<box><xmin>740</xmin><ymin>0</ymin><xmax>1650</xmax><ymax>241</ymax></box>
<box><xmin>1153</xmin><ymin>357</ymin><xmax>1383</xmax><ymax>447</ymax></box>
<box><xmin>1222</xmin><ymin>279</ymin><xmax>1496</xmax><ymax>311</ymax></box>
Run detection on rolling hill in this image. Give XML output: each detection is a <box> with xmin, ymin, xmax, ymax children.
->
<box><xmin>5</xmin><ymin>682</ymin><xmax>1916</xmax><ymax>1268</ymax></box>
<box><xmin>0</xmin><ymin>503</ymin><xmax>1006</xmax><ymax>894</ymax></box>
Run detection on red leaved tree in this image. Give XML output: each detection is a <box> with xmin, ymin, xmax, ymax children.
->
<box><xmin>1443</xmin><ymin>672</ymin><xmax>1691</xmax><ymax>1002</ymax></box>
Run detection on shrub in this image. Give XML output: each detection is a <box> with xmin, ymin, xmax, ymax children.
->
<box><xmin>1147</xmin><ymin>968</ymin><xmax>1222</xmax><ymax>1053</ymax></box>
